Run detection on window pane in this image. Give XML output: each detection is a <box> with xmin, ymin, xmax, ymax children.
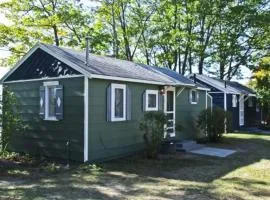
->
<box><xmin>167</xmin><ymin>91</ymin><xmax>174</xmax><ymax>111</ymax></box>
<box><xmin>115</xmin><ymin>88</ymin><xmax>124</xmax><ymax>118</ymax></box>
<box><xmin>48</xmin><ymin>87</ymin><xmax>56</xmax><ymax>117</ymax></box>
<box><xmin>192</xmin><ymin>91</ymin><xmax>196</xmax><ymax>102</ymax></box>
<box><xmin>148</xmin><ymin>94</ymin><xmax>157</xmax><ymax>108</ymax></box>
<box><xmin>232</xmin><ymin>95</ymin><xmax>237</xmax><ymax>107</ymax></box>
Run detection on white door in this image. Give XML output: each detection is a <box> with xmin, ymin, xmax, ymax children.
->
<box><xmin>164</xmin><ymin>87</ymin><xmax>175</xmax><ymax>138</ymax></box>
<box><xmin>239</xmin><ymin>95</ymin><xmax>245</xmax><ymax>126</ymax></box>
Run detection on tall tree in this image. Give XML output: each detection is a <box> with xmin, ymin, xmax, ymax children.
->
<box><xmin>0</xmin><ymin>0</ymin><xmax>92</xmax><ymax>64</ymax></box>
<box><xmin>252</xmin><ymin>56</ymin><xmax>270</xmax><ymax>123</ymax></box>
<box><xmin>211</xmin><ymin>0</ymin><xmax>270</xmax><ymax>80</ymax></box>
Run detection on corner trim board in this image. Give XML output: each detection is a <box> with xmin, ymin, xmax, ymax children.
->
<box><xmin>84</xmin><ymin>76</ymin><xmax>89</xmax><ymax>162</ymax></box>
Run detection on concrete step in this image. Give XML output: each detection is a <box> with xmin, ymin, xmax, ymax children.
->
<box><xmin>176</xmin><ymin>140</ymin><xmax>204</xmax><ymax>152</ymax></box>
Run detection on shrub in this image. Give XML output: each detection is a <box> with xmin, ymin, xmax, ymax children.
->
<box><xmin>139</xmin><ymin>111</ymin><xmax>167</xmax><ymax>159</ymax></box>
<box><xmin>0</xmin><ymin>86</ymin><xmax>24</xmax><ymax>154</ymax></box>
<box><xmin>197</xmin><ymin>108</ymin><xmax>232</xmax><ymax>142</ymax></box>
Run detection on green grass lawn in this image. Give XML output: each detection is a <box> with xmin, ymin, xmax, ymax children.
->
<box><xmin>1</xmin><ymin>133</ymin><xmax>270</xmax><ymax>200</ymax></box>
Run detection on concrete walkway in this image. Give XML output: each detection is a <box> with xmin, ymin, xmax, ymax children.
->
<box><xmin>190</xmin><ymin>147</ymin><xmax>236</xmax><ymax>158</ymax></box>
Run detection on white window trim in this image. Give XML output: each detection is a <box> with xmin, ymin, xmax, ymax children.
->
<box><xmin>43</xmin><ymin>81</ymin><xmax>59</xmax><ymax>121</ymax></box>
<box><xmin>145</xmin><ymin>90</ymin><xmax>159</xmax><ymax>111</ymax></box>
<box><xmin>190</xmin><ymin>89</ymin><xmax>198</xmax><ymax>104</ymax></box>
<box><xmin>111</xmin><ymin>83</ymin><xmax>126</xmax><ymax>122</ymax></box>
<box><xmin>232</xmin><ymin>94</ymin><xmax>237</xmax><ymax>107</ymax></box>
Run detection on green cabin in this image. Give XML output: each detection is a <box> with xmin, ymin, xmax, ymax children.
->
<box><xmin>1</xmin><ymin>43</ymin><xmax>211</xmax><ymax>162</ymax></box>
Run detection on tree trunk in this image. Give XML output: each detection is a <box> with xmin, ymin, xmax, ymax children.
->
<box><xmin>198</xmin><ymin>57</ymin><xmax>204</xmax><ymax>74</ymax></box>
<box><xmin>119</xmin><ymin>3</ymin><xmax>132</xmax><ymax>61</ymax></box>
<box><xmin>53</xmin><ymin>25</ymin><xmax>59</xmax><ymax>46</ymax></box>
<box><xmin>111</xmin><ymin>1</ymin><xmax>119</xmax><ymax>57</ymax></box>
<box><xmin>188</xmin><ymin>50</ymin><xmax>192</xmax><ymax>74</ymax></box>
<box><xmin>220</xmin><ymin>63</ymin><xmax>225</xmax><ymax>80</ymax></box>
<box><xmin>142</xmin><ymin>33</ymin><xmax>150</xmax><ymax>65</ymax></box>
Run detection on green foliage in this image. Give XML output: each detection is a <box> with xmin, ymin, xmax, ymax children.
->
<box><xmin>252</xmin><ymin>57</ymin><xmax>270</xmax><ymax>124</ymax></box>
<box><xmin>0</xmin><ymin>0</ymin><xmax>96</xmax><ymax>65</ymax></box>
<box><xmin>197</xmin><ymin>108</ymin><xmax>232</xmax><ymax>142</ymax></box>
<box><xmin>1</xmin><ymin>0</ymin><xmax>269</xmax><ymax>78</ymax></box>
<box><xmin>0</xmin><ymin>86</ymin><xmax>24</xmax><ymax>153</ymax></box>
<box><xmin>94</xmin><ymin>0</ymin><xmax>270</xmax><ymax>78</ymax></box>
<box><xmin>139</xmin><ymin>111</ymin><xmax>167</xmax><ymax>159</ymax></box>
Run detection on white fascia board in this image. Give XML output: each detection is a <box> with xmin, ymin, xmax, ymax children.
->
<box><xmin>175</xmin><ymin>83</ymin><xmax>196</xmax><ymax>88</ymax></box>
<box><xmin>92</xmin><ymin>74</ymin><xmax>168</xmax><ymax>85</ymax></box>
<box><xmin>196</xmin><ymin>87</ymin><xmax>211</xmax><ymax>91</ymax></box>
<box><xmin>3</xmin><ymin>75</ymin><xmax>84</xmax><ymax>84</ymax></box>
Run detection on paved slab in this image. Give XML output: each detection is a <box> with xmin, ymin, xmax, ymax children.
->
<box><xmin>190</xmin><ymin>147</ymin><xmax>236</xmax><ymax>158</ymax></box>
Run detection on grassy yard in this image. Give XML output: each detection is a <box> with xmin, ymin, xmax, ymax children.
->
<box><xmin>0</xmin><ymin>133</ymin><xmax>270</xmax><ymax>200</ymax></box>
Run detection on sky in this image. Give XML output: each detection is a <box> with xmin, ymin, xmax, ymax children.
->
<box><xmin>0</xmin><ymin>0</ymin><xmax>252</xmax><ymax>83</ymax></box>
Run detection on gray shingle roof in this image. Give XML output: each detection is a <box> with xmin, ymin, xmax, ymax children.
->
<box><xmin>194</xmin><ymin>74</ymin><xmax>255</xmax><ymax>95</ymax></box>
<box><xmin>41</xmin><ymin>44</ymin><xmax>196</xmax><ymax>86</ymax></box>
<box><xmin>227</xmin><ymin>81</ymin><xmax>255</xmax><ymax>95</ymax></box>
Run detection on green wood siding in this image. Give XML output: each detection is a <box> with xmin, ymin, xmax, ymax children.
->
<box><xmin>175</xmin><ymin>88</ymin><xmax>206</xmax><ymax>140</ymax></box>
<box><xmin>5</xmin><ymin>77</ymin><xmax>84</xmax><ymax>161</ymax></box>
<box><xmin>88</xmin><ymin>79</ymin><xmax>159</xmax><ymax>162</ymax></box>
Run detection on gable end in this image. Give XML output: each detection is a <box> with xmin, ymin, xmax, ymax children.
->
<box><xmin>5</xmin><ymin>48</ymin><xmax>81</xmax><ymax>82</ymax></box>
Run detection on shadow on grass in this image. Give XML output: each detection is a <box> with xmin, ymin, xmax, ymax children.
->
<box><xmin>0</xmin><ymin>133</ymin><xmax>269</xmax><ymax>200</ymax></box>
<box><xmin>100</xmin><ymin>134</ymin><xmax>270</xmax><ymax>183</ymax></box>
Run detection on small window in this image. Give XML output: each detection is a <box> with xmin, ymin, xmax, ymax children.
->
<box><xmin>232</xmin><ymin>95</ymin><xmax>237</xmax><ymax>107</ymax></box>
<box><xmin>43</xmin><ymin>81</ymin><xmax>59</xmax><ymax>121</ymax></box>
<box><xmin>189</xmin><ymin>89</ymin><xmax>199</xmax><ymax>104</ymax></box>
<box><xmin>145</xmin><ymin>90</ymin><xmax>159</xmax><ymax>111</ymax></box>
<box><xmin>248</xmin><ymin>97</ymin><xmax>253</xmax><ymax>107</ymax></box>
<box><xmin>111</xmin><ymin>83</ymin><xmax>126</xmax><ymax>121</ymax></box>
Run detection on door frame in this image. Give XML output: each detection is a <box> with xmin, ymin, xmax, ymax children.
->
<box><xmin>164</xmin><ymin>86</ymin><xmax>176</xmax><ymax>138</ymax></box>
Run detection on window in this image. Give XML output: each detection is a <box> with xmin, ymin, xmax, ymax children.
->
<box><xmin>111</xmin><ymin>83</ymin><xmax>126</xmax><ymax>121</ymax></box>
<box><xmin>189</xmin><ymin>89</ymin><xmax>199</xmax><ymax>104</ymax></box>
<box><xmin>232</xmin><ymin>95</ymin><xmax>237</xmax><ymax>107</ymax></box>
<box><xmin>145</xmin><ymin>90</ymin><xmax>159</xmax><ymax>111</ymax></box>
<box><xmin>41</xmin><ymin>81</ymin><xmax>63</xmax><ymax>121</ymax></box>
<box><xmin>248</xmin><ymin>97</ymin><xmax>253</xmax><ymax>107</ymax></box>
<box><xmin>47</xmin><ymin>87</ymin><xmax>57</xmax><ymax>118</ymax></box>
